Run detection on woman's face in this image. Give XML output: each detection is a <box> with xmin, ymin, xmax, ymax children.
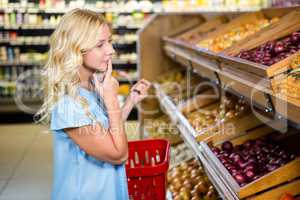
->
<box><xmin>82</xmin><ymin>24</ymin><xmax>115</xmax><ymax>72</ymax></box>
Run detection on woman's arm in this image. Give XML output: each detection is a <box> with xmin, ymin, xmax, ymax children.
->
<box><xmin>65</xmin><ymin>61</ymin><xmax>128</xmax><ymax>165</ymax></box>
<box><xmin>121</xmin><ymin>97</ymin><xmax>134</xmax><ymax>121</ymax></box>
<box><xmin>65</xmin><ymin>93</ymin><xmax>127</xmax><ymax>165</ymax></box>
<box><xmin>121</xmin><ymin>79</ymin><xmax>151</xmax><ymax>121</ymax></box>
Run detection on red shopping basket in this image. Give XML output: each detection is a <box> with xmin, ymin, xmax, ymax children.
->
<box><xmin>125</xmin><ymin>139</ymin><xmax>170</xmax><ymax>200</ymax></box>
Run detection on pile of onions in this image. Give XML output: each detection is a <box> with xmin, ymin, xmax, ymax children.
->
<box><xmin>212</xmin><ymin>138</ymin><xmax>296</xmax><ymax>186</ymax></box>
<box><xmin>237</xmin><ymin>31</ymin><xmax>300</xmax><ymax>66</ymax></box>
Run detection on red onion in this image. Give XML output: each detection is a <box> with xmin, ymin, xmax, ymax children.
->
<box><xmin>212</xmin><ymin>147</ymin><xmax>221</xmax><ymax>155</ymax></box>
<box><xmin>243</xmin><ymin>140</ymin><xmax>254</xmax><ymax>149</ymax></box>
<box><xmin>234</xmin><ymin>173</ymin><xmax>248</xmax><ymax>184</ymax></box>
<box><xmin>222</xmin><ymin>141</ymin><xmax>233</xmax><ymax>152</ymax></box>
<box><xmin>274</xmin><ymin>42</ymin><xmax>285</xmax><ymax>53</ymax></box>
<box><xmin>245</xmin><ymin>169</ymin><xmax>255</xmax><ymax>180</ymax></box>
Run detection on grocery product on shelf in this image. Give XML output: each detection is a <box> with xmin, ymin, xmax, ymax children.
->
<box><xmin>168</xmin><ymin>159</ymin><xmax>218</xmax><ymax>200</ymax></box>
<box><xmin>272</xmin><ymin>0</ymin><xmax>300</xmax><ymax>7</ymax></box>
<box><xmin>176</xmin><ymin>16</ymin><xmax>228</xmax><ymax>44</ymax></box>
<box><xmin>198</xmin><ymin>17</ymin><xmax>279</xmax><ymax>52</ymax></box>
<box><xmin>212</xmin><ymin>139</ymin><xmax>296</xmax><ymax>187</ymax></box>
<box><xmin>0</xmin><ymin>32</ymin><xmax>136</xmax><ymax>46</ymax></box>
<box><xmin>0</xmin><ymin>46</ymin><xmax>136</xmax><ymax>65</ymax></box>
<box><xmin>112</xmin><ymin>33</ymin><xmax>137</xmax><ymax>44</ymax></box>
<box><xmin>112</xmin><ymin>70</ymin><xmax>137</xmax><ymax>82</ymax></box>
<box><xmin>145</xmin><ymin>114</ymin><xmax>182</xmax><ymax>145</ymax></box>
<box><xmin>118</xmin><ymin>84</ymin><xmax>130</xmax><ymax>96</ymax></box>
<box><xmin>156</xmin><ymin>70</ymin><xmax>205</xmax><ymax>104</ymax></box>
<box><xmin>162</xmin><ymin>0</ymin><xmax>268</xmax><ymax>12</ymax></box>
<box><xmin>170</xmin><ymin>142</ymin><xmax>194</xmax><ymax>168</ymax></box>
<box><xmin>0</xmin><ymin>66</ymin><xmax>42</xmax><ymax>99</ymax></box>
<box><xmin>0</xmin><ymin>46</ymin><xmax>48</xmax><ymax>64</ymax></box>
<box><xmin>185</xmin><ymin>103</ymin><xmax>218</xmax><ymax>133</ymax></box>
<box><xmin>237</xmin><ymin>31</ymin><xmax>300</xmax><ymax>66</ymax></box>
<box><xmin>185</xmin><ymin>93</ymin><xmax>250</xmax><ymax>133</ymax></box>
<box><xmin>272</xmin><ymin>52</ymin><xmax>300</xmax><ymax>99</ymax></box>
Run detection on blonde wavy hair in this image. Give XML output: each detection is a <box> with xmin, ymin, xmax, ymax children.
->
<box><xmin>35</xmin><ymin>8</ymin><xmax>109</xmax><ymax>123</ymax></box>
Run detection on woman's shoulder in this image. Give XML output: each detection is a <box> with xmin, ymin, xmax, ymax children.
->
<box><xmin>50</xmin><ymin>89</ymin><xmax>108</xmax><ymax>131</ymax></box>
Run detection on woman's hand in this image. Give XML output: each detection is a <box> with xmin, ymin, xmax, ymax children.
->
<box><xmin>128</xmin><ymin>79</ymin><xmax>151</xmax><ymax>105</ymax></box>
<box><xmin>93</xmin><ymin>60</ymin><xmax>119</xmax><ymax>108</ymax></box>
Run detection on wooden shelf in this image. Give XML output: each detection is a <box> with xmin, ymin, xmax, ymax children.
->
<box><xmin>138</xmin><ymin>11</ymin><xmax>300</xmax><ymax>200</ymax></box>
<box><xmin>154</xmin><ymin>82</ymin><xmax>300</xmax><ymax>200</ymax></box>
<box><xmin>153</xmin><ymin>83</ymin><xmax>238</xmax><ymax>200</ymax></box>
<box><xmin>163</xmin><ymin>32</ymin><xmax>300</xmax><ymax>125</ymax></box>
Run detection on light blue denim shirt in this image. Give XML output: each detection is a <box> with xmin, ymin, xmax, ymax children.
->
<box><xmin>50</xmin><ymin>88</ymin><xmax>129</xmax><ymax>200</ymax></box>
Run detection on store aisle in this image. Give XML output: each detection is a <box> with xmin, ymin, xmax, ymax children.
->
<box><xmin>0</xmin><ymin>121</ymin><xmax>140</xmax><ymax>200</ymax></box>
<box><xmin>0</xmin><ymin>124</ymin><xmax>52</xmax><ymax>200</ymax></box>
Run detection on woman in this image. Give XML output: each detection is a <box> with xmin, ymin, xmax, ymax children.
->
<box><xmin>36</xmin><ymin>8</ymin><xmax>150</xmax><ymax>200</ymax></box>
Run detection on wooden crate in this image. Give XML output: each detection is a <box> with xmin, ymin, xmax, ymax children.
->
<box><xmin>194</xmin><ymin>6</ymin><xmax>293</xmax><ymax>54</ymax></box>
<box><xmin>204</xmin><ymin>126</ymin><xmax>300</xmax><ymax>199</ymax></box>
<box><xmin>175</xmin><ymin>16</ymin><xmax>229</xmax><ymax>44</ymax></box>
<box><xmin>220</xmin><ymin>8</ymin><xmax>300</xmax><ymax>80</ymax></box>
<box><xmin>162</xmin><ymin>16</ymin><xmax>230</xmax><ymax>72</ymax></box>
<box><xmin>196</xmin><ymin>12</ymin><xmax>273</xmax><ymax>52</ymax></box>
<box><xmin>195</xmin><ymin>112</ymin><xmax>263</xmax><ymax>144</ymax></box>
<box><xmin>178</xmin><ymin>89</ymin><xmax>219</xmax><ymax>114</ymax></box>
<box><xmin>247</xmin><ymin>178</ymin><xmax>300</xmax><ymax>200</ymax></box>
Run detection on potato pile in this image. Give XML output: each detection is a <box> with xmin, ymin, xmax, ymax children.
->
<box><xmin>185</xmin><ymin>93</ymin><xmax>249</xmax><ymax>133</ymax></box>
<box><xmin>145</xmin><ymin>115</ymin><xmax>182</xmax><ymax>145</ymax></box>
<box><xmin>168</xmin><ymin>159</ymin><xmax>218</xmax><ymax>200</ymax></box>
<box><xmin>157</xmin><ymin>70</ymin><xmax>204</xmax><ymax>104</ymax></box>
<box><xmin>170</xmin><ymin>143</ymin><xmax>194</xmax><ymax>167</ymax></box>
<box><xmin>273</xmin><ymin>52</ymin><xmax>300</xmax><ymax>99</ymax></box>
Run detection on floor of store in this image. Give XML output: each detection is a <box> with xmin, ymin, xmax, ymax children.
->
<box><xmin>0</xmin><ymin>121</ymin><xmax>139</xmax><ymax>200</ymax></box>
<box><xmin>0</xmin><ymin>124</ymin><xmax>51</xmax><ymax>200</ymax></box>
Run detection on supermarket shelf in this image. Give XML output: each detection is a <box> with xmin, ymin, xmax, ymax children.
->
<box><xmin>0</xmin><ymin>7</ymin><xmax>154</xmax><ymax>14</ymax></box>
<box><xmin>0</xmin><ymin>41</ymin><xmax>136</xmax><ymax>48</ymax></box>
<box><xmin>0</xmin><ymin>98</ymin><xmax>42</xmax><ymax>113</ymax></box>
<box><xmin>0</xmin><ymin>25</ymin><xmax>142</xmax><ymax>31</ymax></box>
<box><xmin>0</xmin><ymin>61</ymin><xmax>45</xmax><ymax>66</ymax></box>
<box><xmin>0</xmin><ymin>97</ymin><xmax>42</xmax><ymax>104</ymax></box>
<box><xmin>118</xmin><ymin>79</ymin><xmax>137</xmax><ymax>84</ymax></box>
<box><xmin>0</xmin><ymin>41</ymin><xmax>49</xmax><ymax>46</ymax></box>
<box><xmin>0</xmin><ymin>6</ymin><xmax>269</xmax><ymax>15</ymax></box>
<box><xmin>0</xmin><ymin>60</ymin><xmax>136</xmax><ymax>67</ymax></box>
<box><xmin>163</xmin><ymin>38</ymin><xmax>300</xmax><ymax>125</ymax></box>
<box><xmin>153</xmin><ymin>82</ymin><xmax>238</xmax><ymax>200</ymax></box>
<box><xmin>114</xmin><ymin>59</ymin><xmax>137</xmax><ymax>65</ymax></box>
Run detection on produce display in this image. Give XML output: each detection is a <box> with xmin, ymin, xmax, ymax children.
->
<box><xmin>112</xmin><ymin>70</ymin><xmax>138</xmax><ymax>81</ymax></box>
<box><xmin>156</xmin><ymin>70</ymin><xmax>185</xmax><ymax>103</ymax></box>
<box><xmin>186</xmin><ymin>104</ymin><xmax>218</xmax><ymax>132</ymax></box>
<box><xmin>145</xmin><ymin>115</ymin><xmax>182</xmax><ymax>145</ymax></box>
<box><xmin>170</xmin><ymin>143</ymin><xmax>194</xmax><ymax>167</ymax></box>
<box><xmin>272</xmin><ymin>0</ymin><xmax>300</xmax><ymax>7</ymax></box>
<box><xmin>237</xmin><ymin>31</ymin><xmax>300</xmax><ymax>66</ymax></box>
<box><xmin>197</xmin><ymin>17</ymin><xmax>279</xmax><ymax>52</ymax></box>
<box><xmin>157</xmin><ymin>70</ymin><xmax>203</xmax><ymax>104</ymax></box>
<box><xmin>217</xmin><ymin>94</ymin><xmax>249</xmax><ymax>121</ymax></box>
<box><xmin>186</xmin><ymin>94</ymin><xmax>249</xmax><ymax>133</ymax></box>
<box><xmin>273</xmin><ymin>52</ymin><xmax>300</xmax><ymax>99</ymax></box>
<box><xmin>212</xmin><ymin>139</ymin><xmax>296</xmax><ymax>187</ymax></box>
<box><xmin>168</xmin><ymin>159</ymin><xmax>218</xmax><ymax>200</ymax></box>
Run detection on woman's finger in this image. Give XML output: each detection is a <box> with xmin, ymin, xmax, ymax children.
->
<box><xmin>140</xmin><ymin>79</ymin><xmax>151</xmax><ymax>87</ymax></box>
<box><xmin>104</xmin><ymin>60</ymin><xmax>113</xmax><ymax>82</ymax></box>
<box><xmin>135</xmin><ymin>84</ymin><xmax>145</xmax><ymax>92</ymax></box>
